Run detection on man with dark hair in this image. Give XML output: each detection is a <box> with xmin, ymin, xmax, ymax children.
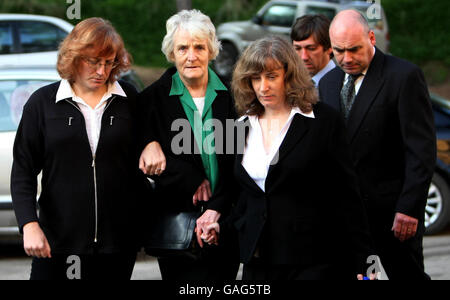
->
<box><xmin>291</xmin><ymin>14</ymin><xmax>335</xmax><ymax>87</ymax></box>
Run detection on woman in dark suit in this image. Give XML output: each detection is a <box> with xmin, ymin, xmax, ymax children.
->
<box><xmin>138</xmin><ymin>9</ymin><xmax>239</xmax><ymax>280</ymax></box>
<box><xmin>205</xmin><ymin>36</ymin><xmax>374</xmax><ymax>280</ymax></box>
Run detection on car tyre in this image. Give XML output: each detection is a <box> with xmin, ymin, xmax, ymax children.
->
<box><xmin>425</xmin><ymin>173</ymin><xmax>450</xmax><ymax>235</ymax></box>
<box><xmin>213</xmin><ymin>42</ymin><xmax>238</xmax><ymax>79</ymax></box>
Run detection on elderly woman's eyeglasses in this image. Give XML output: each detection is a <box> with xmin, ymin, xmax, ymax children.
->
<box><xmin>82</xmin><ymin>56</ymin><xmax>119</xmax><ymax>71</ymax></box>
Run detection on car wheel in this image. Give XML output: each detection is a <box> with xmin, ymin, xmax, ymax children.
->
<box><xmin>213</xmin><ymin>42</ymin><xmax>238</xmax><ymax>79</ymax></box>
<box><xmin>425</xmin><ymin>173</ymin><xmax>450</xmax><ymax>235</ymax></box>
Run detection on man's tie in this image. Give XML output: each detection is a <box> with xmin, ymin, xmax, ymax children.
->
<box><xmin>341</xmin><ymin>73</ymin><xmax>362</xmax><ymax>120</ymax></box>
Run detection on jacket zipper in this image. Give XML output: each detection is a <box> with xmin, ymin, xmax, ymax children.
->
<box><xmin>65</xmin><ymin>96</ymin><xmax>117</xmax><ymax>244</ymax></box>
<box><xmin>92</xmin><ymin>155</ymin><xmax>98</xmax><ymax>243</ymax></box>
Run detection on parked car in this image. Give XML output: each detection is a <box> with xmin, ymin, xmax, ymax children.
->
<box><xmin>213</xmin><ymin>0</ymin><xmax>390</xmax><ymax>78</ymax></box>
<box><xmin>0</xmin><ymin>66</ymin><xmax>143</xmax><ymax>241</ymax></box>
<box><xmin>0</xmin><ymin>14</ymin><xmax>74</xmax><ymax>67</ymax></box>
<box><xmin>426</xmin><ymin>93</ymin><xmax>450</xmax><ymax>235</ymax></box>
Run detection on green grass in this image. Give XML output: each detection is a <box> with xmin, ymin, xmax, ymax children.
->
<box><xmin>383</xmin><ymin>0</ymin><xmax>450</xmax><ymax>68</ymax></box>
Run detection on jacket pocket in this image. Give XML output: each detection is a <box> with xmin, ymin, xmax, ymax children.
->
<box><xmin>45</xmin><ymin>116</ymin><xmax>85</xmax><ymax>148</ymax></box>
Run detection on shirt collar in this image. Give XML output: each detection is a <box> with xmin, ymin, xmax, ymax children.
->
<box><xmin>312</xmin><ymin>60</ymin><xmax>336</xmax><ymax>87</ymax></box>
<box><xmin>55</xmin><ymin>79</ymin><xmax>127</xmax><ymax>103</ymax></box>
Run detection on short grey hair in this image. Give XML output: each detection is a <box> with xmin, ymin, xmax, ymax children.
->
<box><xmin>161</xmin><ymin>9</ymin><xmax>221</xmax><ymax>63</ymax></box>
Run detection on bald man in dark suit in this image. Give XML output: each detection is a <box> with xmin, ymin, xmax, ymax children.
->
<box><xmin>319</xmin><ymin>10</ymin><xmax>436</xmax><ymax>280</ymax></box>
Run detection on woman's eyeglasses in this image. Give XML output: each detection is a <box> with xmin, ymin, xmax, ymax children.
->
<box><xmin>82</xmin><ymin>56</ymin><xmax>119</xmax><ymax>71</ymax></box>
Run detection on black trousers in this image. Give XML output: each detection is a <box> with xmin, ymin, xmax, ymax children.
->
<box><xmin>242</xmin><ymin>257</ymin><xmax>343</xmax><ymax>280</ymax></box>
<box><xmin>30</xmin><ymin>252</ymin><xmax>136</xmax><ymax>280</ymax></box>
<box><xmin>157</xmin><ymin>244</ymin><xmax>239</xmax><ymax>280</ymax></box>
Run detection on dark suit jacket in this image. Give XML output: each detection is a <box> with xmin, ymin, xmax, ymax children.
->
<box><xmin>232</xmin><ymin>102</ymin><xmax>373</xmax><ymax>276</ymax></box>
<box><xmin>138</xmin><ymin>67</ymin><xmax>237</xmax><ymax>215</ymax></box>
<box><xmin>319</xmin><ymin>48</ymin><xmax>436</xmax><ymax>226</ymax></box>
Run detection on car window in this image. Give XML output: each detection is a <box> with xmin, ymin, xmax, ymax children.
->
<box><xmin>0</xmin><ymin>80</ymin><xmax>53</xmax><ymax>132</ymax></box>
<box><xmin>17</xmin><ymin>21</ymin><xmax>68</xmax><ymax>53</ymax></box>
<box><xmin>305</xmin><ymin>6</ymin><xmax>337</xmax><ymax>21</ymax></box>
<box><xmin>261</xmin><ymin>4</ymin><xmax>297</xmax><ymax>28</ymax></box>
<box><xmin>0</xmin><ymin>22</ymin><xmax>14</xmax><ymax>54</ymax></box>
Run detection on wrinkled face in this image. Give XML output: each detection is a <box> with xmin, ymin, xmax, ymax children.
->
<box><xmin>75</xmin><ymin>51</ymin><xmax>116</xmax><ymax>91</ymax></box>
<box><xmin>293</xmin><ymin>35</ymin><xmax>332</xmax><ymax>76</ymax></box>
<box><xmin>172</xmin><ymin>28</ymin><xmax>210</xmax><ymax>85</ymax></box>
<box><xmin>330</xmin><ymin>27</ymin><xmax>376</xmax><ymax>75</ymax></box>
<box><xmin>251</xmin><ymin>59</ymin><xmax>287</xmax><ymax>111</ymax></box>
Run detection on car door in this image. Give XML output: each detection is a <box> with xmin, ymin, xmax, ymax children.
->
<box><xmin>250</xmin><ymin>2</ymin><xmax>298</xmax><ymax>40</ymax></box>
<box><xmin>0</xmin><ymin>21</ymin><xmax>20</xmax><ymax>66</ymax></box>
<box><xmin>0</xmin><ymin>79</ymin><xmax>51</xmax><ymax>229</ymax></box>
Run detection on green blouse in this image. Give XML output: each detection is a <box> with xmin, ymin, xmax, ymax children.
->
<box><xmin>169</xmin><ymin>67</ymin><xmax>227</xmax><ymax>193</ymax></box>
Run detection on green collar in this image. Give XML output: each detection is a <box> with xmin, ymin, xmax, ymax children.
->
<box><xmin>170</xmin><ymin>67</ymin><xmax>227</xmax><ymax>119</ymax></box>
<box><xmin>169</xmin><ymin>67</ymin><xmax>227</xmax><ymax>96</ymax></box>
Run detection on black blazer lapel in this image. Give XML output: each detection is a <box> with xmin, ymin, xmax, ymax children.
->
<box><xmin>268</xmin><ymin>114</ymin><xmax>310</xmax><ymax>171</ymax></box>
<box><xmin>235</xmin><ymin>153</ymin><xmax>265</xmax><ymax>194</ymax></box>
<box><xmin>320</xmin><ymin>67</ymin><xmax>345</xmax><ymax>112</ymax></box>
<box><xmin>234</xmin><ymin>117</ymin><xmax>265</xmax><ymax>194</ymax></box>
<box><xmin>346</xmin><ymin>48</ymin><xmax>386</xmax><ymax>143</ymax></box>
<box><xmin>211</xmin><ymin>91</ymin><xmax>229</xmax><ymax>122</ymax></box>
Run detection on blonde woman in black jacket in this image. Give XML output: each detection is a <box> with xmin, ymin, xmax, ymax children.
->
<box><xmin>11</xmin><ymin>18</ymin><xmax>146</xmax><ymax>280</ymax></box>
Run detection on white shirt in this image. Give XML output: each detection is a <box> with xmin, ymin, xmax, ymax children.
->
<box><xmin>240</xmin><ymin>107</ymin><xmax>315</xmax><ymax>192</ymax></box>
<box><xmin>55</xmin><ymin>79</ymin><xmax>127</xmax><ymax>155</ymax></box>
<box><xmin>192</xmin><ymin>97</ymin><xmax>205</xmax><ymax>116</ymax></box>
<box><xmin>312</xmin><ymin>59</ymin><xmax>336</xmax><ymax>87</ymax></box>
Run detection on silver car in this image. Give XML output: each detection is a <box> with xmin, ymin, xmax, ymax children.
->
<box><xmin>0</xmin><ymin>14</ymin><xmax>74</xmax><ymax>68</ymax></box>
<box><xmin>213</xmin><ymin>0</ymin><xmax>390</xmax><ymax>78</ymax></box>
<box><xmin>0</xmin><ymin>67</ymin><xmax>57</xmax><ymax>240</ymax></box>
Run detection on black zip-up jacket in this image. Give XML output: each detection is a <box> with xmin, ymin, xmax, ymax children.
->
<box><xmin>11</xmin><ymin>80</ymin><xmax>146</xmax><ymax>255</ymax></box>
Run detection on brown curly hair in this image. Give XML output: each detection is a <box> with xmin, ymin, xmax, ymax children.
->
<box><xmin>232</xmin><ymin>36</ymin><xmax>318</xmax><ymax>117</ymax></box>
<box><xmin>57</xmin><ymin>18</ymin><xmax>132</xmax><ymax>84</ymax></box>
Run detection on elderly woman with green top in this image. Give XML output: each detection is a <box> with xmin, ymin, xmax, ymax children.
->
<box><xmin>138</xmin><ymin>9</ymin><xmax>239</xmax><ymax>280</ymax></box>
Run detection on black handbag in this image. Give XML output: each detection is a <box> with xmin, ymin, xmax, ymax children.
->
<box><xmin>144</xmin><ymin>211</ymin><xmax>202</xmax><ymax>259</ymax></box>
